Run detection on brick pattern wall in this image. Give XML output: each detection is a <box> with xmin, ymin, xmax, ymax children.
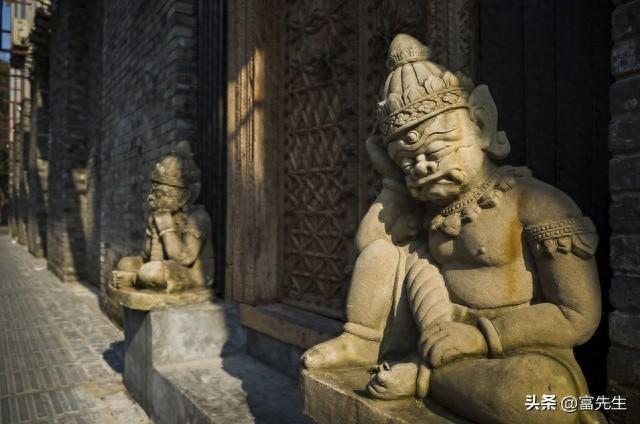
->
<box><xmin>47</xmin><ymin>0</ymin><xmax>91</xmax><ymax>282</ymax></box>
<box><xmin>26</xmin><ymin>12</ymin><xmax>51</xmax><ymax>259</ymax></box>
<box><xmin>83</xmin><ymin>0</ymin><xmax>104</xmax><ymax>287</ymax></box>
<box><xmin>608</xmin><ymin>1</ymin><xmax>640</xmax><ymax>422</ymax></box>
<box><xmin>98</xmin><ymin>0</ymin><xmax>198</xmax><ymax>321</ymax></box>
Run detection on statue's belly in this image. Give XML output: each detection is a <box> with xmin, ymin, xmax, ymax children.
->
<box><xmin>442</xmin><ymin>263</ymin><xmax>534</xmax><ymax>309</ymax></box>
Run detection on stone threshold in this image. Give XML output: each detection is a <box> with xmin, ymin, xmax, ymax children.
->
<box><xmin>240</xmin><ymin>303</ymin><xmax>343</xmax><ymax>351</ymax></box>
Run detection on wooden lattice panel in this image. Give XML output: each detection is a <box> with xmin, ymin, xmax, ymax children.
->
<box><xmin>281</xmin><ymin>0</ymin><xmax>358</xmax><ymax>317</ymax></box>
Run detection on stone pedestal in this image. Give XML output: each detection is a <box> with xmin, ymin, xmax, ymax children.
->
<box><xmin>123</xmin><ymin>302</ymin><xmax>245</xmax><ymax>414</ymax></box>
<box><xmin>301</xmin><ymin>368</ymin><xmax>467</xmax><ymax>424</ymax></box>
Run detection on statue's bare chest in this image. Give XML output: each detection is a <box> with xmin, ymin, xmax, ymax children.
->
<box><xmin>428</xmin><ymin>200</ymin><xmax>523</xmax><ymax>268</ymax></box>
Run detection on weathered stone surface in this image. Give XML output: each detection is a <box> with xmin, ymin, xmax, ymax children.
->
<box><xmin>612</xmin><ymin>37</ymin><xmax>640</xmax><ymax>77</ymax></box>
<box><xmin>610</xmin><ymin>75</ymin><xmax>640</xmax><ymax>115</ymax></box>
<box><xmin>610</xmin><ymin>235</ymin><xmax>640</xmax><ymax>272</ymax></box>
<box><xmin>246</xmin><ymin>329</ymin><xmax>304</xmax><ymax>379</ymax></box>
<box><xmin>154</xmin><ymin>355</ymin><xmax>305</xmax><ymax>424</ymax></box>
<box><xmin>610</xmin><ymin>156</ymin><xmax>640</xmax><ymax>192</ymax></box>
<box><xmin>608</xmin><ymin>380</ymin><xmax>640</xmax><ymax>424</ymax></box>
<box><xmin>613</xmin><ymin>0</ymin><xmax>640</xmax><ymax>41</ymax></box>
<box><xmin>301</xmin><ymin>369</ymin><xmax>460</xmax><ymax>424</ymax></box>
<box><xmin>123</xmin><ymin>302</ymin><xmax>245</xmax><ymax>411</ymax></box>
<box><xmin>610</xmin><ymin>275</ymin><xmax>640</xmax><ymax>310</ymax></box>
<box><xmin>121</xmin><ymin>300</ymin><xmax>307</xmax><ymax>423</ymax></box>
<box><xmin>108</xmin><ymin>285</ymin><xmax>212</xmax><ymax>311</ymax></box>
<box><xmin>610</xmin><ymin>111</ymin><xmax>640</xmax><ymax>151</ymax></box>
<box><xmin>159</xmin><ymin>356</ymin><xmax>304</xmax><ymax>424</ymax></box>
<box><xmin>610</xmin><ymin>195</ymin><xmax>640</xmax><ymax>230</ymax></box>
<box><xmin>608</xmin><ymin>344</ymin><xmax>640</xmax><ymax>387</ymax></box>
<box><xmin>609</xmin><ymin>310</ymin><xmax>640</xmax><ymax>349</ymax></box>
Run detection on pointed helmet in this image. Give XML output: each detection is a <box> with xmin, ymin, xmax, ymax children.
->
<box><xmin>151</xmin><ymin>140</ymin><xmax>201</xmax><ymax>189</ymax></box>
<box><xmin>377</xmin><ymin>34</ymin><xmax>474</xmax><ymax>142</ymax></box>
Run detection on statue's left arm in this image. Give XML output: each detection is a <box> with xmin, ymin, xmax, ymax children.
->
<box><xmin>153</xmin><ymin>210</ymin><xmax>209</xmax><ymax>266</ymax></box>
<box><xmin>482</xmin><ymin>183</ymin><xmax>601</xmax><ymax>355</ymax></box>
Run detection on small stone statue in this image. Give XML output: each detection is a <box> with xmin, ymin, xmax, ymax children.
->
<box><xmin>302</xmin><ymin>34</ymin><xmax>604</xmax><ymax>423</ymax></box>
<box><xmin>110</xmin><ymin>141</ymin><xmax>214</xmax><ymax>308</ymax></box>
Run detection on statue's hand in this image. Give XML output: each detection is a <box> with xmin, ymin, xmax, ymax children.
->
<box><xmin>420</xmin><ymin>322</ymin><xmax>488</xmax><ymax>368</ymax></box>
<box><xmin>153</xmin><ymin>211</ymin><xmax>175</xmax><ymax>232</ymax></box>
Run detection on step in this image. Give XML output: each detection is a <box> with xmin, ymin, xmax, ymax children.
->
<box><xmin>302</xmin><ymin>368</ymin><xmax>466</xmax><ymax>424</ymax></box>
<box><xmin>153</xmin><ymin>355</ymin><xmax>305</xmax><ymax>423</ymax></box>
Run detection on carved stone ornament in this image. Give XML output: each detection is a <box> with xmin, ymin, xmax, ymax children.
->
<box><xmin>107</xmin><ymin>141</ymin><xmax>214</xmax><ymax>311</ymax></box>
<box><xmin>301</xmin><ymin>34</ymin><xmax>605</xmax><ymax>424</ymax></box>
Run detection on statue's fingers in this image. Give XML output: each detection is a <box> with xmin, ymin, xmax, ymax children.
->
<box><xmin>440</xmin><ymin>347</ymin><xmax>463</xmax><ymax>366</ymax></box>
<box><xmin>422</xmin><ymin>323</ymin><xmax>444</xmax><ymax>341</ymax></box>
<box><xmin>422</xmin><ymin>331</ymin><xmax>448</xmax><ymax>362</ymax></box>
<box><xmin>427</xmin><ymin>341</ymin><xmax>449</xmax><ymax>368</ymax></box>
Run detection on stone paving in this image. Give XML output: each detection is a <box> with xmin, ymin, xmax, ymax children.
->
<box><xmin>0</xmin><ymin>229</ymin><xmax>149</xmax><ymax>423</ymax></box>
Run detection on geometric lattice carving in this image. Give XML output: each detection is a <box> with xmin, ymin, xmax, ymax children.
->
<box><xmin>279</xmin><ymin>0</ymin><xmax>455</xmax><ymax>320</ymax></box>
<box><xmin>282</xmin><ymin>0</ymin><xmax>358</xmax><ymax>318</ymax></box>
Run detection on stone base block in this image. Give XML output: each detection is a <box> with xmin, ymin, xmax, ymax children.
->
<box><xmin>123</xmin><ymin>302</ymin><xmax>245</xmax><ymax>414</ymax></box>
<box><xmin>301</xmin><ymin>368</ymin><xmax>467</xmax><ymax>424</ymax></box>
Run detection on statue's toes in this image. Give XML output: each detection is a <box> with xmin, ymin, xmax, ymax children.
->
<box><xmin>301</xmin><ymin>347</ymin><xmax>325</xmax><ymax>369</ymax></box>
<box><xmin>366</xmin><ymin>375</ymin><xmax>391</xmax><ymax>399</ymax></box>
<box><xmin>366</xmin><ymin>366</ymin><xmax>414</xmax><ymax>400</ymax></box>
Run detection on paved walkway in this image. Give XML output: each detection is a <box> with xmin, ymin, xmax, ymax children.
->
<box><xmin>0</xmin><ymin>229</ymin><xmax>148</xmax><ymax>423</ymax></box>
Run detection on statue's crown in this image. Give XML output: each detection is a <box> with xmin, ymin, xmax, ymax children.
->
<box><xmin>151</xmin><ymin>140</ymin><xmax>201</xmax><ymax>189</ymax></box>
<box><xmin>378</xmin><ymin>34</ymin><xmax>473</xmax><ymax>142</ymax></box>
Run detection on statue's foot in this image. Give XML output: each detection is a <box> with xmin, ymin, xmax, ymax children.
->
<box><xmin>111</xmin><ymin>270</ymin><xmax>136</xmax><ymax>289</ymax></box>
<box><xmin>301</xmin><ymin>333</ymin><xmax>379</xmax><ymax>370</ymax></box>
<box><xmin>366</xmin><ymin>358</ymin><xmax>421</xmax><ymax>400</ymax></box>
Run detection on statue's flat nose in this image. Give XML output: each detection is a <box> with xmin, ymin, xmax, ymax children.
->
<box><xmin>413</xmin><ymin>157</ymin><xmax>437</xmax><ymax>178</ymax></box>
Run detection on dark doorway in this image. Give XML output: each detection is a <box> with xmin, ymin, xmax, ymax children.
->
<box><xmin>477</xmin><ymin>0</ymin><xmax>613</xmax><ymax>394</ymax></box>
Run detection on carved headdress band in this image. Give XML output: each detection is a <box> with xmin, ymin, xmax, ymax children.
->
<box><xmin>151</xmin><ymin>140</ymin><xmax>201</xmax><ymax>189</ymax></box>
<box><xmin>378</xmin><ymin>34</ymin><xmax>473</xmax><ymax>142</ymax></box>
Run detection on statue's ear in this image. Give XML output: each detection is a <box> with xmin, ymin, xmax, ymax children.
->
<box><xmin>468</xmin><ymin>85</ymin><xmax>510</xmax><ymax>160</ymax></box>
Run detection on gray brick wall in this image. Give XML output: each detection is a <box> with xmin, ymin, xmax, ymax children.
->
<box><xmin>26</xmin><ymin>9</ymin><xmax>52</xmax><ymax>259</ymax></box>
<box><xmin>84</xmin><ymin>0</ymin><xmax>104</xmax><ymax>289</ymax></box>
<box><xmin>609</xmin><ymin>1</ymin><xmax>640</xmax><ymax>422</ymax></box>
<box><xmin>98</xmin><ymin>0</ymin><xmax>198</xmax><ymax>321</ymax></box>
<box><xmin>47</xmin><ymin>0</ymin><xmax>92</xmax><ymax>282</ymax></box>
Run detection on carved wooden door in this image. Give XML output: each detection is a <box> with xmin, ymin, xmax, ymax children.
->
<box><xmin>227</xmin><ymin>0</ymin><xmax>477</xmax><ymax>318</ymax></box>
<box><xmin>278</xmin><ymin>0</ymin><xmax>435</xmax><ymax>319</ymax></box>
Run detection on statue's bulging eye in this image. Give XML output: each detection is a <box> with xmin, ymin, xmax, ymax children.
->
<box><xmin>406</xmin><ymin>131</ymin><xmax>420</xmax><ymax>144</ymax></box>
<box><xmin>400</xmin><ymin>158</ymin><xmax>414</xmax><ymax>174</ymax></box>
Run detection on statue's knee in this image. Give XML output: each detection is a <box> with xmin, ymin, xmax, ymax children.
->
<box><xmin>117</xmin><ymin>256</ymin><xmax>143</xmax><ymax>272</ymax></box>
<box><xmin>520</xmin><ymin>355</ymin><xmax>580</xmax><ymax>398</ymax></box>
<box><xmin>136</xmin><ymin>261</ymin><xmax>166</xmax><ymax>287</ymax></box>
<box><xmin>358</xmin><ymin>239</ymin><xmax>399</xmax><ymax>269</ymax></box>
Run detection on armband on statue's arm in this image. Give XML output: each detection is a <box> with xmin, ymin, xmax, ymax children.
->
<box><xmin>524</xmin><ymin>217</ymin><xmax>598</xmax><ymax>259</ymax></box>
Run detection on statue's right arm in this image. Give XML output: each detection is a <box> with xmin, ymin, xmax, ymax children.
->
<box><xmin>355</xmin><ymin>135</ymin><xmax>422</xmax><ymax>252</ymax></box>
<box><xmin>143</xmin><ymin>216</ymin><xmax>154</xmax><ymax>258</ymax></box>
<box><xmin>355</xmin><ymin>179</ymin><xmax>420</xmax><ymax>252</ymax></box>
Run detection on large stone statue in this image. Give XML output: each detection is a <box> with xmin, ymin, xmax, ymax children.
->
<box><xmin>109</xmin><ymin>141</ymin><xmax>214</xmax><ymax>309</ymax></box>
<box><xmin>302</xmin><ymin>34</ymin><xmax>603</xmax><ymax>423</ymax></box>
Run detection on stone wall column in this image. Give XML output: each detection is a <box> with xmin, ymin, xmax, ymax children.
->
<box><xmin>608</xmin><ymin>1</ymin><xmax>640</xmax><ymax>422</ymax></box>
